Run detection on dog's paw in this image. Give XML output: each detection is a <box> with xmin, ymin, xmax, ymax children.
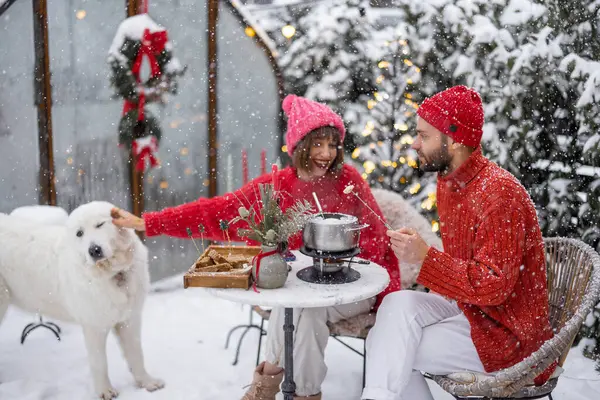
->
<box><xmin>136</xmin><ymin>375</ymin><xmax>165</xmax><ymax>392</ymax></box>
<box><xmin>97</xmin><ymin>387</ymin><xmax>119</xmax><ymax>399</ymax></box>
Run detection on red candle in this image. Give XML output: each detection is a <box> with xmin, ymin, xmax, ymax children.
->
<box><xmin>261</xmin><ymin>149</ymin><xmax>267</xmax><ymax>175</ymax></box>
<box><xmin>242</xmin><ymin>149</ymin><xmax>249</xmax><ymax>185</ymax></box>
<box><xmin>272</xmin><ymin>164</ymin><xmax>279</xmax><ymax>192</ymax></box>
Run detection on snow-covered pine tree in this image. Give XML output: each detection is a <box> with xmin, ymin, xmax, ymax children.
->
<box><xmin>277</xmin><ymin>0</ymin><xmax>375</xmax><ymax>151</ymax></box>
<box><xmin>393</xmin><ymin>0</ymin><xmax>600</xmax><ymax>357</ymax></box>
<box><xmin>345</xmin><ymin>29</ymin><xmax>438</xmax><ymax>223</ymax></box>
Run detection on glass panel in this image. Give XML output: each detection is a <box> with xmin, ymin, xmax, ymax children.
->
<box><xmin>0</xmin><ymin>0</ymin><xmax>282</xmax><ymax>280</ymax></box>
<box><xmin>0</xmin><ymin>1</ymin><xmax>39</xmax><ymax>213</ymax></box>
<box><xmin>49</xmin><ymin>0</ymin><xmax>128</xmax><ymax>210</ymax></box>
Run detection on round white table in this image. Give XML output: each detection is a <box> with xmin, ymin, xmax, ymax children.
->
<box><xmin>208</xmin><ymin>250</ymin><xmax>390</xmax><ymax>400</ymax></box>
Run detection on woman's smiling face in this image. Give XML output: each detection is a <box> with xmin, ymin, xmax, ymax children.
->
<box><xmin>307</xmin><ymin>135</ymin><xmax>338</xmax><ymax>179</ymax></box>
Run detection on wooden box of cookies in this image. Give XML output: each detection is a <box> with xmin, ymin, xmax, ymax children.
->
<box><xmin>183</xmin><ymin>245</ymin><xmax>260</xmax><ymax>289</ymax></box>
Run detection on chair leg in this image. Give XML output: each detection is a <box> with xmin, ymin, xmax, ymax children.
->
<box><xmin>256</xmin><ymin>317</ymin><xmax>266</xmax><ymax>366</ymax></box>
<box><xmin>21</xmin><ymin>315</ymin><xmax>61</xmax><ymax>344</ymax></box>
<box><xmin>548</xmin><ymin>394</ymin><xmax>554</xmax><ymax>400</ymax></box>
<box><xmin>362</xmin><ymin>339</ymin><xmax>367</xmax><ymax>389</ymax></box>
<box><xmin>225</xmin><ymin>307</ymin><xmax>265</xmax><ymax>365</ymax></box>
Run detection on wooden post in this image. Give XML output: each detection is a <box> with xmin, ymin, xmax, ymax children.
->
<box><xmin>207</xmin><ymin>0</ymin><xmax>219</xmax><ymax>198</ymax></box>
<box><xmin>126</xmin><ymin>0</ymin><xmax>145</xmax><ymax>226</ymax></box>
<box><xmin>33</xmin><ymin>0</ymin><xmax>56</xmax><ymax>206</ymax></box>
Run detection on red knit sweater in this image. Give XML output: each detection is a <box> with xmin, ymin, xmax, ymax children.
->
<box><xmin>143</xmin><ymin>164</ymin><xmax>400</xmax><ymax>307</ymax></box>
<box><xmin>417</xmin><ymin>149</ymin><xmax>555</xmax><ymax>381</ymax></box>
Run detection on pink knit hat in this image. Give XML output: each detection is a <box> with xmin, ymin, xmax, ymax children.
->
<box><xmin>282</xmin><ymin>94</ymin><xmax>346</xmax><ymax>156</ymax></box>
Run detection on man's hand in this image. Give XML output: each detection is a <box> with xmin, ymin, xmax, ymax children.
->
<box><xmin>387</xmin><ymin>227</ymin><xmax>430</xmax><ymax>266</ymax></box>
<box><xmin>111</xmin><ymin>207</ymin><xmax>146</xmax><ymax>231</ymax></box>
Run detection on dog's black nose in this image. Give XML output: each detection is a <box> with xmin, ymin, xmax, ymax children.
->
<box><xmin>88</xmin><ymin>245</ymin><xmax>104</xmax><ymax>260</ymax></box>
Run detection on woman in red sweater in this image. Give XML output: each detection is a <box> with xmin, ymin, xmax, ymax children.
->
<box><xmin>113</xmin><ymin>95</ymin><xmax>400</xmax><ymax>400</ymax></box>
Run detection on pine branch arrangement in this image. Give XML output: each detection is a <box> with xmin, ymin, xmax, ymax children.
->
<box><xmin>230</xmin><ymin>183</ymin><xmax>314</xmax><ymax>247</ymax></box>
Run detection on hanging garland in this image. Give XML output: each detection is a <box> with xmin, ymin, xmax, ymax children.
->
<box><xmin>107</xmin><ymin>13</ymin><xmax>186</xmax><ymax>171</ymax></box>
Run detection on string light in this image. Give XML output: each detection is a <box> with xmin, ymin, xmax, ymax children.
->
<box><xmin>282</xmin><ymin>145</ymin><xmax>288</xmax><ymax>153</ymax></box>
<box><xmin>394</xmin><ymin>123</ymin><xmax>409</xmax><ymax>132</ymax></box>
<box><xmin>179</xmin><ymin>147</ymin><xmax>189</xmax><ymax>156</ymax></box>
<box><xmin>378</xmin><ymin>61</ymin><xmax>390</xmax><ymax>69</ymax></box>
<box><xmin>400</xmin><ymin>134</ymin><xmax>414</xmax><ymax>144</ymax></box>
<box><xmin>432</xmin><ymin>221</ymin><xmax>440</xmax><ymax>232</ymax></box>
<box><xmin>281</xmin><ymin>24</ymin><xmax>296</xmax><ymax>39</ymax></box>
<box><xmin>363</xmin><ymin>161</ymin><xmax>376</xmax><ymax>174</ymax></box>
<box><xmin>367</xmin><ymin>99</ymin><xmax>377</xmax><ymax>110</ymax></box>
<box><xmin>363</xmin><ymin>121</ymin><xmax>375</xmax><ymax>136</ymax></box>
<box><xmin>245</xmin><ymin>27</ymin><xmax>256</xmax><ymax>37</ymax></box>
<box><xmin>76</xmin><ymin>10</ymin><xmax>86</xmax><ymax>20</ymax></box>
<box><xmin>352</xmin><ymin>148</ymin><xmax>360</xmax><ymax>159</ymax></box>
<box><xmin>160</xmin><ymin>181</ymin><xmax>169</xmax><ymax>189</ymax></box>
<box><xmin>409</xmin><ymin>183</ymin><xmax>421</xmax><ymax>194</ymax></box>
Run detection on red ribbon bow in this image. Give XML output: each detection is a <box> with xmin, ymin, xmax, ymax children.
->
<box><xmin>132</xmin><ymin>136</ymin><xmax>159</xmax><ymax>172</ymax></box>
<box><xmin>251</xmin><ymin>249</ymin><xmax>279</xmax><ymax>293</ymax></box>
<box><xmin>122</xmin><ymin>28</ymin><xmax>168</xmax><ymax>121</ymax></box>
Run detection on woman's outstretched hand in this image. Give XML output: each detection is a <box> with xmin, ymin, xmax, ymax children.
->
<box><xmin>111</xmin><ymin>207</ymin><xmax>147</xmax><ymax>231</ymax></box>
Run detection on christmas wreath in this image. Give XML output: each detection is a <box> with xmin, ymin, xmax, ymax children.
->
<box><xmin>107</xmin><ymin>14</ymin><xmax>186</xmax><ymax>171</ymax></box>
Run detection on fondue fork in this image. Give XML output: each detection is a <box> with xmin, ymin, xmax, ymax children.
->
<box><xmin>343</xmin><ymin>185</ymin><xmax>393</xmax><ymax>230</ymax></box>
<box><xmin>312</xmin><ymin>192</ymin><xmax>325</xmax><ymax>218</ymax></box>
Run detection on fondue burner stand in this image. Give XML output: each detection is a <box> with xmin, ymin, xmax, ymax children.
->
<box><xmin>297</xmin><ymin>246</ymin><xmax>362</xmax><ymax>284</ymax></box>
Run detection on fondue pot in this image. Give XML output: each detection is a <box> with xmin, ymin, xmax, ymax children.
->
<box><xmin>302</xmin><ymin>213</ymin><xmax>369</xmax><ymax>253</ymax></box>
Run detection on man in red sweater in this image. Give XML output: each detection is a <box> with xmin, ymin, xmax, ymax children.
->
<box><xmin>361</xmin><ymin>86</ymin><xmax>554</xmax><ymax>400</ymax></box>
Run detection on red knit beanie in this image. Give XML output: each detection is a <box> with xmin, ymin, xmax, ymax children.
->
<box><xmin>282</xmin><ymin>94</ymin><xmax>346</xmax><ymax>156</ymax></box>
<box><xmin>416</xmin><ymin>85</ymin><xmax>484</xmax><ymax>147</ymax></box>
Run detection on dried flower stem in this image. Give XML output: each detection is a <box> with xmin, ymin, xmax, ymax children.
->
<box><xmin>186</xmin><ymin>227</ymin><xmax>203</xmax><ymax>256</ymax></box>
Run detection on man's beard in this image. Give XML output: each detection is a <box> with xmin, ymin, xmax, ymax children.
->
<box><xmin>417</xmin><ymin>139</ymin><xmax>452</xmax><ymax>173</ymax></box>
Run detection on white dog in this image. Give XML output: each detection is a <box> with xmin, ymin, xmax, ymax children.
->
<box><xmin>0</xmin><ymin>201</ymin><xmax>164</xmax><ymax>399</ymax></box>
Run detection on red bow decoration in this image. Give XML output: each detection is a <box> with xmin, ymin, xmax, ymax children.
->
<box><xmin>251</xmin><ymin>249</ymin><xmax>279</xmax><ymax>293</ymax></box>
<box><xmin>122</xmin><ymin>28</ymin><xmax>168</xmax><ymax>121</ymax></box>
<box><xmin>132</xmin><ymin>136</ymin><xmax>159</xmax><ymax>172</ymax></box>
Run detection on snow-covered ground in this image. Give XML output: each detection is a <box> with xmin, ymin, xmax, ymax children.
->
<box><xmin>1</xmin><ymin>274</ymin><xmax>599</xmax><ymax>400</ymax></box>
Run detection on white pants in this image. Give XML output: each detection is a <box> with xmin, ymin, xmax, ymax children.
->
<box><xmin>265</xmin><ymin>297</ymin><xmax>376</xmax><ymax>396</ymax></box>
<box><xmin>361</xmin><ymin>291</ymin><xmax>486</xmax><ymax>400</ymax></box>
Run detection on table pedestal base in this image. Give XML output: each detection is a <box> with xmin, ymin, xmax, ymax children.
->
<box><xmin>281</xmin><ymin>307</ymin><xmax>296</xmax><ymax>400</ymax></box>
